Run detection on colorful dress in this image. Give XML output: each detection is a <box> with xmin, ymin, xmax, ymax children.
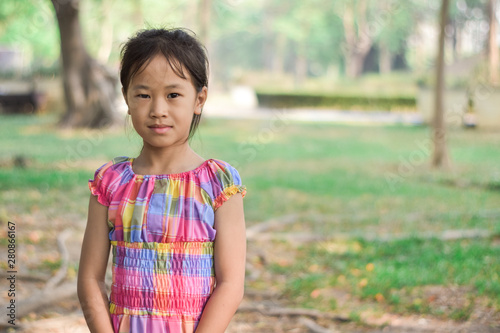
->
<box><xmin>88</xmin><ymin>156</ymin><xmax>246</xmax><ymax>333</ymax></box>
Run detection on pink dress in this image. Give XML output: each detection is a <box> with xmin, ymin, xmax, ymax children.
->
<box><xmin>89</xmin><ymin>156</ymin><xmax>246</xmax><ymax>332</ymax></box>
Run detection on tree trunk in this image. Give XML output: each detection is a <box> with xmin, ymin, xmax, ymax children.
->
<box><xmin>198</xmin><ymin>0</ymin><xmax>212</xmax><ymax>47</ymax></box>
<box><xmin>272</xmin><ymin>33</ymin><xmax>287</xmax><ymax>75</ymax></box>
<box><xmin>488</xmin><ymin>0</ymin><xmax>499</xmax><ymax>85</ymax></box>
<box><xmin>341</xmin><ymin>0</ymin><xmax>373</xmax><ymax>78</ymax></box>
<box><xmin>198</xmin><ymin>0</ymin><xmax>213</xmax><ymax>86</ymax></box>
<box><xmin>51</xmin><ymin>0</ymin><xmax>118</xmax><ymax>128</ymax></box>
<box><xmin>345</xmin><ymin>53</ymin><xmax>366</xmax><ymax>78</ymax></box>
<box><xmin>455</xmin><ymin>24</ymin><xmax>462</xmax><ymax>60</ymax></box>
<box><xmin>97</xmin><ymin>0</ymin><xmax>114</xmax><ymax>63</ymax></box>
<box><xmin>450</xmin><ymin>19</ymin><xmax>459</xmax><ymax>62</ymax></box>
<box><xmin>432</xmin><ymin>0</ymin><xmax>451</xmax><ymax>169</ymax></box>
<box><xmin>262</xmin><ymin>11</ymin><xmax>274</xmax><ymax>72</ymax></box>
<box><xmin>294</xmin><ymin>52</ymin><xmax>307</xmax><ymax>88</ymax></box>
<box><xmin>132</xmin><ymin>0</ymin><xmax>144</xmax><ymax>29</ymax></box>
<box><xmin>379</xmin><ymin>43</ymin><xmax>392</xmax><ymax>74</ymax></box>
<box><xmin>183</xmin><ymin>0</ymin><xmax>197</xmax><ymax>31</ymax></box>
<box><xmin>293</xmin><ymin>22</ymin><xmax>310</xmax><ymax>88</ymax></box>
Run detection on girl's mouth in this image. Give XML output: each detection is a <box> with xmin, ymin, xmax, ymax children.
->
<box><xmin>148</xmin><ymin>125</ymin><xmax>172</xmax><ymax>134</ymax></box>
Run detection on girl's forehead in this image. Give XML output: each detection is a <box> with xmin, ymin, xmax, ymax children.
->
<box><xmin>132</xmin><ymin>55</ymin><xmax>191</xmax><ymax>84</ymax></box>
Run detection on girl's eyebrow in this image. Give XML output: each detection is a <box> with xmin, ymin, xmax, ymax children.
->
<box><xmin>164</xmin><ymin>84</ymin><xmax>182</xmax><ymax>89</ymax></box>
<box><xmin>131</xmin><ymin>84</ymin><xmax>149</xmax><ymax>90</ymax></box>
<box><xmin>131</xmin><ymin>84</ymin><xmax>182</xmax><ymax>90</ymax></box>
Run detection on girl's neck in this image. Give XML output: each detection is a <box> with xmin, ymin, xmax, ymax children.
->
<box><xmin>133</xmin><ymin>142</ymin><xmax>205</xmax><ymax>175</ymax></box>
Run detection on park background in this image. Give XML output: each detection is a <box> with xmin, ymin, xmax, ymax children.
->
<box><xmin>1</xmin><ymin>0</ymin><xmax>500</xmax><ymax>332</ymax></box>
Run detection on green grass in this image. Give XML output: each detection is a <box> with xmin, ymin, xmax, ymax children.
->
<box><xmin>280</xmin><ymin>237</ymin><xmax>500</xmax><ymax>315</ymax></box>
<box><xmin>2</xmin><ymin>114</ymin><xmax>500</xmax><ymax>227</ymax></box>
<box><xmin>1</xmin><ymin>113</ymin><xmax>500</xmax><ymax>319</ymax></box>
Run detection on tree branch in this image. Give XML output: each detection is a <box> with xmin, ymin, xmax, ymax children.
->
<box><xmin>299</xmin><ymin>317</ymin><xmax>338</xmax><ymax>333</ymax></box>
<box><xmin>237</xmin><ymin>303</ymin><xmax>350</xmax><ymax>322</ymax></box>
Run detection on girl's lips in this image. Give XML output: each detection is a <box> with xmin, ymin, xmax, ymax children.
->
<box><xmin>148</xmin><ymin>126</ymin><xmax>172</xmax><ymax>134</ymax></box>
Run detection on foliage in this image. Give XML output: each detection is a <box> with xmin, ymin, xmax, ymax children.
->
<box><xmin>255</xmin><ymin>91</ymin><xmax>416</xmax><ymax>110</ymax></box>
<box><xmin>376</xmin><ymin>2</ymin><xmax>421</xmax><ymax>53</ymax></box>
<box><xmin>0</xmin><ymin>1</ymin><xmax>59</xmax><ymax>72</ymax></box>
<box><xmin>0</xmin><ymin>0</ymin><xmax>493</xmax><ymax>83</ymax></box>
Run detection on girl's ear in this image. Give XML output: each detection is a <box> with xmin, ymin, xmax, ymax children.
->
<box><xmin>194</xmin><ymin>86</ymin><xmax>208</xmax><ymax>115</ymax></box>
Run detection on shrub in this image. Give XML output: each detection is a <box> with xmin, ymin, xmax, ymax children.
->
<box><xmin>255</xmin><ymin>91</ymin><xmax>416</xmax><ymax>111</ymax></box>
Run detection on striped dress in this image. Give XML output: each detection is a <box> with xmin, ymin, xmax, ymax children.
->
<box><xmin>88</xmin><ymin>156</ymin><xmax>246</xmax><ymax>333</ymax></box>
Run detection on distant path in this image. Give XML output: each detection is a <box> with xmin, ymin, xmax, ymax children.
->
<box><xmin>204</xmin><ymin>103</ymin><xmax>423</xmax><ymax>125</ymax></box>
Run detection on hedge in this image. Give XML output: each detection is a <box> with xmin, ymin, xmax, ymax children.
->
<box><xmin>255</xmin><ymin>91</ymin><xmax>417</xmax><ymax>111</ymax></box>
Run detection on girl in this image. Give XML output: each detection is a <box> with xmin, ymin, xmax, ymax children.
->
<box><xmin>77</xmin><ymin>28</ymin><xmax>247</xmax><ymax>333</ymax></box>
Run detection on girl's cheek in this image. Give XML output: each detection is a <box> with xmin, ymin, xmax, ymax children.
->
<box><xmin>128</xmin><ymin>100</ymin><xmax>142</xmax><ymax>109</ymax></box>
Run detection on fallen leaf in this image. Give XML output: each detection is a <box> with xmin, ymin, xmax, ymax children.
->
<box><xmin>310</xmin><ymin>289</ymin><xmax>321</xmax><ymax>299</ymax></box>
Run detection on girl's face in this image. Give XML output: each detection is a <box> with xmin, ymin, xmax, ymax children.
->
<box><xmin>124</xmin><ymin>54</ymin><xmax>207</xmax><ymax>150</ymax></box>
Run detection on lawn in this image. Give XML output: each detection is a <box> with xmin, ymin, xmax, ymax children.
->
<box><xmin>1</xmin><ymin>113</ymin><xmax>499</xmax><ymax>325</ymax></box>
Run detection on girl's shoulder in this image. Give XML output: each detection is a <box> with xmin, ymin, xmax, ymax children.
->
<box><xmin>89</xmin><ymin>156</ymin><xmax>132</xmax><ymax>206</ymax></box>
<box><xmin>201</xmin><ymin>159</ymin><xmax>246</xmax><ymax>209</ymax></box>
<box><xmin>90</xmin><ymin>156</ymin><xmax>132</xmax><ymax>188</ymax></box>
<box><xmin>202</xmin><ymin>159</ymin><xmax>242</xmax><ymax>183</ymax></box>
<box><xmin>93</xmin><ymin>156</ymin><xmax>132</xmax><ymax>177</ymax></box>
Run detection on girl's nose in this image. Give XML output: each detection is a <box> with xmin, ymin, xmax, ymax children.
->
<box><xmin>150</xmin><ymin>98</ymin><xmax>168</xmax><ymax>118</ymax></box>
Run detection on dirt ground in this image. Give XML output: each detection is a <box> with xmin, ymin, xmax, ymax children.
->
<box><xmin>1</xmin><ymin>211</ymin><xmax>499</xmax><ymax>333</ymax></box>
<box><xmin>5</xmin><ymin>293</ymin><xmax>499</xmax><ymax>333</ymax></box>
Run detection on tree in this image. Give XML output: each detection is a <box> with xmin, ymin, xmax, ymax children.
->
<box><xmin>132</xmin><ymin>0</ymin><xmax>144</xmax><ymax>29</ymax></box>
<box><xmin>198</xmin><ymin>0</ymin><xmax>212</xmax><ymax>47</ymax></box>
<box><xmin>96</xmin><ymin>0</ymin><xmax>115</xmax><ymax>63</ymax></box>
<box><xmin>432</xmin><ymin>0</ymin><xmax>451</xmax><ymax>169</ymax></box>
<box><xmin>340</xmin><ymin>0</ymin><xmax>373</xmax><ymax>78</ymax></box>
<box><xmin>449</xmin><ymin>0</ymin><xmax>494</xmax><ymax>60</ymax></box>
<box><xmin>0</xmin><ymin>1</ymin><xmax>59</xmax><ymax>73</ymax></box>
<box><xmin>268</xmin><ymin>0</ymin><xmax>340</xmax><ymax>85</ymax></box>
<box><xmin>51</xmin><ymin>0</ymin><xmax>118</xmax><ymax>128</ymax></box>
<box><xmin>488</xmin><ymin>0</ymin><xmax>499</xmax><ymax>85</ymax></box>
<box><xmin>336</xmin><ymin>0</ymin><xmax>419</xmax><ymax>78</ymax></box>
<box><xmin>376</xmin><ymin>1</ymin><xmax>421</xmax><ymax>74</ymax></box>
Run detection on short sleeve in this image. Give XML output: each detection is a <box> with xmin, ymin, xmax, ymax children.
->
<box><xmin>210</xmin><ymin>160</ymin><xmax>247</xmax><ymax>210</ymax></box>
<box><xmin>88</xmin><ymin>160</ymin><xmax>114</xmax><ymax>206</ymax></box>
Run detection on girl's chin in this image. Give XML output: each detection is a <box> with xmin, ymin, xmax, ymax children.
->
<box><xmin>142</xmin><ymin>139</ymin><xmax>189</xmax><ymax>149</ymax></box>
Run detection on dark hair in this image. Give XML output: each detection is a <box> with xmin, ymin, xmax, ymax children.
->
<box><xmin>120</xmin><ymin>28</ymin><xmax>209</xmax><ymax>140</ymax></box>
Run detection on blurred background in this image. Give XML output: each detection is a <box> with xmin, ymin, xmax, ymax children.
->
<box><xmin>0</xmin><ymin>0</ymin><xmax>499</xmax><ymax>332</ymax></box>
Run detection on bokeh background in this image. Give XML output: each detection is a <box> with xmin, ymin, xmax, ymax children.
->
<box><xmin>0</xmin><ymin>0</ymin><xmax>499</xmax><ymax>332</ymax></box>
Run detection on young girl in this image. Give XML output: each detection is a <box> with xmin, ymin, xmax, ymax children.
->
<box><xmin>77</xmin><ymin>28</ymin><xmax>247</xmax><ymax>333</ymax></box>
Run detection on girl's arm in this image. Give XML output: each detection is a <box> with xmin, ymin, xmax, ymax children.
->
<box><xmin>195</xmin><ymin>193</ymin><xmax>246</xmax><ymax>333</ymax></box>
<box><xmin>77</xmin><ymin>194</ymin><xmax>114</xmax><ymax>333</ymax></box>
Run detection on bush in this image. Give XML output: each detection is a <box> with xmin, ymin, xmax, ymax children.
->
<box><xmin>255</xmin><ymin>91</ymin><xmax>416</xmax><ymax>111</ymax></box>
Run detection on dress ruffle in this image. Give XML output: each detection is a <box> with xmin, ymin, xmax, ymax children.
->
<box><xmin>213</xmin><ymin>184</ymin><xmax>247</xmax><ymax>210</ymax></box>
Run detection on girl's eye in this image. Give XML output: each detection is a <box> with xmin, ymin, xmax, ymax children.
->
<box><xmin>168</xmin><ymin>93</ymin><xmax>179</xmax><ymax>98</ymax></box>
<box><xmin>137</xmin><ymin>94</ymin><xmax>150</xmax><ymax>99</ymax></box>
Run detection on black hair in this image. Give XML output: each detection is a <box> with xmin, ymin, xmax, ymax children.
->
<box><xmin>120</xmin><ymin>28</ymin><xmax>209</xmax><ymax>140</ymax></box>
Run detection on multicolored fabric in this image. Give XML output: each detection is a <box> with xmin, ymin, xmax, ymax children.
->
<box><xmin>88</xmin><ymin>156</ymin><xmax>246</xmax><ymax>333</ymax></box>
